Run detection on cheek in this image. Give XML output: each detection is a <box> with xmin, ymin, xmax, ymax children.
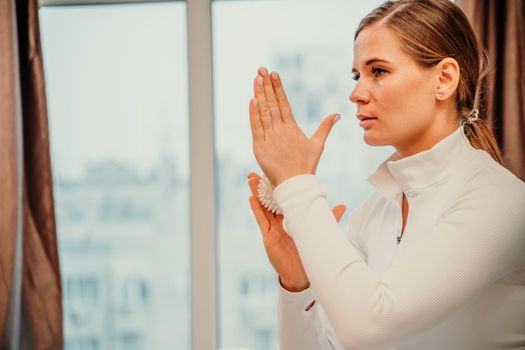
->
<box><xmin>363</xmin><ymin>74</ymin><xmax>436</xmax><ymax>147</ymax></box>
<box><xmin>375</xmin><ymin>74</ymin><xmax>434</xmax><ymax>124</ymax></box>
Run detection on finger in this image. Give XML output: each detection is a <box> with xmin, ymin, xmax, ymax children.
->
<box><xmin>331</xmin><ymin>204</ymin><xmax>347</xmax><ymax>223</ymax></box>
<box><xmin>247</xmin><ymin>172</ymin><xmax>260</xmax><ymax>179</ymax></box>
<box><xmin>259</xmin><ymin>67</ymin><xmax>282</xmax><ymax>127</ymax></box>
<box><xmin>270</xmin><ymin>71</ymin><xmax>296</xmax><ymax>125</ymax></box>
<box><xmin>249</xmin><ymin>97</ymin><xmax>264</xmax><ymax>141</ymax></box>
<box><xmin>249</xmin><ymin>196</ymin><xmax>270</xmax><ymax>233</ymax></box>
<box><xmin>248</xmin><ymin>177</ymin><xmax>267</xmax><ymax>209</ymax></box>
<box><xmin>254</xmin><ymin>75</ymin><xmax>272</xmax><ymax>131</ymax></box>
<box><xmin>248</xmin><ymin>179</ymin><xmax>275</xmax><ymax>223</ymax></box>
<box><xmin>248</xmin><ymin>177</ymin><xmax>275</xmax><ymax>221</ymax></box>
<box><xmin>311</xmin><ymin>113</ymin><xmax>341</xmax><ymax>146</ymax></box>
<box><xmin>248</xmin><ymin>176</ymin><xmax>261</xmax><ymax>197</ymax></box>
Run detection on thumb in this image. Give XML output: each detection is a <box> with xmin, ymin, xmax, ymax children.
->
<box><xmin>311</xmin><ymin>113</ymin><xmax>340</xmax><ymax>146</ymax></box>
<box><xmin>331</xmin><ymin>204</ymin><xmax>347</xmax><ymax>223</ymax></box>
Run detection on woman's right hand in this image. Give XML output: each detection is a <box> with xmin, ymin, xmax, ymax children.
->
<box><xmin>247</xmin><ymin>172</ymin><xmax>346</xmax><ymax>292</ymax></box>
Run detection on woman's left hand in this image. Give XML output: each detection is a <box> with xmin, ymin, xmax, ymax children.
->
<box><xmin>249</xmin><ymin>66</ymin><xmax>341</xmax><ymax>186</ymax></box>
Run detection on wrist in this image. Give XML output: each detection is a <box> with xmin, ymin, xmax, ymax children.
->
<box><xmin>274</xmin><ymin>172</ymin><xmax>314</xmax><ymax>187</ymax></box>
<box><xmin>279</xmin><ymin>276</ymin><xmax>310</xmax><ymax>292</ymax></box>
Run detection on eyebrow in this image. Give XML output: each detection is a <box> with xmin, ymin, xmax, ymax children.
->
<box><xmin>352</xmin><ymin>58</ymin><xmax>391</xmax><ymax>74</ymax></box>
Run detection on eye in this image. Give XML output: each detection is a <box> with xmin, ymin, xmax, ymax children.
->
<box><xmin>352</xmin><ymin>73</ymin><xmax>360</xmax><ymax>81</ymax></box>
<box><xmin>372</xmin><ymin>67</ymin><xmax>386</xmax><ymax>78</ymax></box>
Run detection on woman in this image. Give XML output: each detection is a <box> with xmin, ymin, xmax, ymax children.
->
<box><xmin>246</xmin><ymin>0</ymin><xmax>525</xmax><ymax>349</ymax></box>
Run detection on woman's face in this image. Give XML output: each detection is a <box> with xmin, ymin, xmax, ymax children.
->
<box><xmin>350</xmin><ymin>25</ymin><xmax>440</xmax><ymax>153</ymax></box>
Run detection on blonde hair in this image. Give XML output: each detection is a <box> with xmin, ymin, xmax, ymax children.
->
<box><xmin>356</xmin><ymin>0</ymin><xmax>504</xmax><ymax>165</ymax></box>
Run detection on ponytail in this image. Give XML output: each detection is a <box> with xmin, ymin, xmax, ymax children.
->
<box><xmin>461</xmin><ymin>48</ymin><xmax>505</xmax><ymax>166</ymax></box>
<box><xmin>463</xmin><ymin>119</ymin><xmax>504</xmax><ymax>165</ymax></box>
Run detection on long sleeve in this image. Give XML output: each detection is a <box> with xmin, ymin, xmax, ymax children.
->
<box><xmin>277</xmin><ymin>201</ymin><xmax>371</xmax><ymax>350</ymax></box>
<box><xmin>277</xmin><ymin>281</ymin><xmax>342</xmax><ymax>349</ymax></box>
<box><xmin>273</xmin><ymin>170</ymin><xmax>525</xmax><ymax>349</ymax></box>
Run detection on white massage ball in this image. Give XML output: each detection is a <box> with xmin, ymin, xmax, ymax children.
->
<box><xmin>257</xmin><ymin>175</ymin><xmax>283</xmax><ymax>215</ymax></box>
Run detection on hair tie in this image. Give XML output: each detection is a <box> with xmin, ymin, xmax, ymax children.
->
<box><xmin>461</xmin><ymin>108</ymin><xmax>479</xmax><ymax>126</ymax></box>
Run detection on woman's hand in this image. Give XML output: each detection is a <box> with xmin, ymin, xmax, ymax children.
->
<box><xmin>247</xmin><ymin>172</ymin><xmax>346</xmax><ymax>292</ymax></box>
<box><xmin>249</xmin><ymin>67</ymin><xmax>341</xmax><ymax>187</ymax></box>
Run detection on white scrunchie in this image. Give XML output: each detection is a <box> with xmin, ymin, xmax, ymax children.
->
<box><xmin>461</xmin><ymin>108</ymin><xmax>479</xmax><ymax>126</ymax></box>
<box><xmin>257</xmin><ymin>175</ymin><xmax>283</xmax><ymax>215</ymax></box>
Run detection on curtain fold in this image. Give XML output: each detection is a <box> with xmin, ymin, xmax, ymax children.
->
<box><xmin>458</xmin><ymin>0</ymin><xmax>525</xmax><ymax>181</ymax></box>
<box><xmin>0</xmin><ymin>0</ymin><xmax>63</xmax><ymax>349</ymax></box>
<box><xmin>0</xmin><ymin>0</ymin><xmax>24</xmax><ymax>347</ymax></box>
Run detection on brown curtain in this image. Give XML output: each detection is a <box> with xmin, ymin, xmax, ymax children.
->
<box><xmin>0</xmin><ymin>0</ymin><xmax>63</xmax><ymax>349</ymax></box>
<box><xmin>457</xmin><ymin>0</ymin><xmax>525</xmax><ymax>181</ymax></box>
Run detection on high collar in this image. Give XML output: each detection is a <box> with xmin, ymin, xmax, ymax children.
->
<box><xmin>367</xmin><ymin>124</ymin><xmax>476</xmax><ymax>202</ymax></box>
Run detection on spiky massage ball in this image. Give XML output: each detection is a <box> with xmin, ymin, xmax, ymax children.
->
<box><xmin>257</xmin><ymin>175</ymin><xmax>283</xmax><ymax>215</ymax></box>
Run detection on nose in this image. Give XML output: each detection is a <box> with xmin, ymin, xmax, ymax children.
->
<box><xmin>349</xmin><ymin>81</ymin><xmax>371</xmax><ymax>105</ymax></box>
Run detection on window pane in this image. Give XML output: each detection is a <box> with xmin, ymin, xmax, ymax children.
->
<box><xmin>39</xmin><ymin>3</ymin><xmax>190</xmax><ymax>350</ymax></box>
<box><xmin>213</xmin><ymin>1</ymin><xmax>391</xmax><ymax>349</ymax></box>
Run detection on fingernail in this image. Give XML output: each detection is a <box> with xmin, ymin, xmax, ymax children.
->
<box><xmin>333</xmin><ymin>114</ymin><xmax>341</xmax><ymax>125</ymax></box>
<box><xmin>271</xmin><ymin>71</ymin><xmax>279</xmax><ymax>80</ymax></box>
<box><xmin>260</xmin><ymin>67</ymin><xmax>268</xmax><ymax>76</ymax></box>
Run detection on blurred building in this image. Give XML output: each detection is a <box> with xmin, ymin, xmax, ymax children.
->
<box><xmin>56</xmin><ymin>158</ymin><xmax>190</xmax><ymax>350</ymax></box>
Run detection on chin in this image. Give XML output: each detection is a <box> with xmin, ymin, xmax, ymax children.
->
<box><xmin>363</xmin><ymin>132</ymin><xmax>389</xmax><ymax>147</ymax></box>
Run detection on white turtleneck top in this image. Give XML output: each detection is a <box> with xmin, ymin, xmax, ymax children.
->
<box><xmin>273</xmin><ymin>125</ymin><xmax>525</xmax><ymax>350</ymax></box>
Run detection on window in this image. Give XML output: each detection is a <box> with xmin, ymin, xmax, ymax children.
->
<box><xmin>66</xmin><ymin>277</ymin><xmax>99</xmax><ymax>304</ymax></box>
<box><xmin>213</xmin><ymin>1</ymin><xmax>392</xmax><ymax>349</ymax></box>
<box><xmin>120</xmin><ymin>333</ymin><xmax>144</xmax><ymax>350</ymax></box>
<box><xmin>121</xmin><ymin>278</ymin><xmax>150</xmax><ymax>309</ymax></box>
<box><xmin>39</xmin><ymin>2</ymin><xmax>190</xmax><ymax>349</ymax></box>
<box><xmin>40</xmin><ymin>1</ymin><xmax>395</xmax><ymax>348</ymax></box>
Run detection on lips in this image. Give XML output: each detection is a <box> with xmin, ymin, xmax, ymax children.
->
<box><xmin>357</xmin><ymin>114</ymin><xmax>378</xmax><ymax>127</ymax></box>
<box><xmin>357</xmin><ymin>114</ymin><xmax>377</xmax><ymax>121</ymax></box>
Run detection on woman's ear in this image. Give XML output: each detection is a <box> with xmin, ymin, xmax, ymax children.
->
<box><xmin>435</xmin><ymin>57</ymin><xmax>460</xmax><ymax>101</ymax></box>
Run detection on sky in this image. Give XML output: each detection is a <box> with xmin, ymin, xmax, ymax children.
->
<box><xmin>40</xmin><ymin>2</ymin><xmax>189</xmax><ymax>179</ymax></box>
